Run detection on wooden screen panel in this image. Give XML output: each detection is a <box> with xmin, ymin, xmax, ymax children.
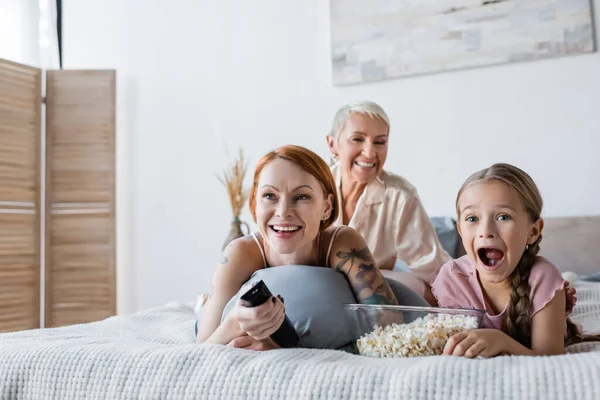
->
<box><xmin>45</xmin><ymin>70</ymin><xmax>116</xmax><ymax>327</ymax></box>
<box><xmin>0</xmin><ymin>59</ymin><xmax>41</xmax><ymax>332</ymax></box>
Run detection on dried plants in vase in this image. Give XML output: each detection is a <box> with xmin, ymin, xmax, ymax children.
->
<box><xmin>216</xmin><ymin>148</ymin><xmax>250</xmax><ymax>249</ymax></box>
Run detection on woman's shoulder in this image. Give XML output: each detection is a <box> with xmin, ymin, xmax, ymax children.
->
<box><xmin>322</xmin><ymin>225</ymin><xmax>369</xmax><ymax>264</ymax></box>
<box><xmin>219</xmin><ymin>234</ymin><xmax>266</xmax><ymax>272</ymax></box>
<box><xmin>322</xmin><ymin>225</ymin><xmax>360</xmax><ymax>247</ymax></box>
<box><xmin>380</xmin><ymin>169</ymin><xmax>418</xmax><ymax>195</ymax></box>
<box><xmin>208</xmin><ymin>235</ymin><xmax>266</xmax><ymax>299</ymax></box>
<box><xmin>225</xmin><ymin>234</ymin><xmax>261</xmax><ymax>253</ymax></box>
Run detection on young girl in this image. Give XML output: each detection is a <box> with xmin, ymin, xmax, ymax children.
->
<box><xmin>432</xmin><ymin>163</ymin><xmax>598</xmax><ymax>358</ymax></box>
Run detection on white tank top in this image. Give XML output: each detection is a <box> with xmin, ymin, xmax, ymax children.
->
<box><xmin>251</xmin><ymin>226</ymin><xmax>344</xmax><ymax>268</ymax></box>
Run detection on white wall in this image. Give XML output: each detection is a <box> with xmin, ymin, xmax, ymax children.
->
<box><xmin>0</xmin><ymin>0</ymin><xmax>60</xmax><ymax>69</ymax></box>
<box><xmin>62</xmin><ymin>0</ymin><xmax>600</xmax><ymax>313</ymax></box>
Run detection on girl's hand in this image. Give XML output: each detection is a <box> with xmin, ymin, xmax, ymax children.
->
<box><xmin>228</xmin><ymin>295</ymin><xmax>285</xmax><ymax>341</ymax></box>
<box><xmin>444</xmin><ymin>329</ymin><xmax>510</xmax><ymax>358</ymax></box>
<box><xmin>227</xmin><ymin>336</ymin><xmax>281</xmax><ymax>351</ymax></box>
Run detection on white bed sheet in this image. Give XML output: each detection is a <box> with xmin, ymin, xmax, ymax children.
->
<box><xmin>1</xmin><ymin>281</ymin><xmax>599</xmax><ymax>400</ymax></box>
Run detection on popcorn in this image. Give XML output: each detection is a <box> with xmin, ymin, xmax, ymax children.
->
<box><xmin>356</xmin><ymin>313</ymin><xmax>479</xmax><ymax>358</ymax></box>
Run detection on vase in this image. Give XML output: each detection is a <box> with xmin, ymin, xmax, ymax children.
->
<box><xmin>222</xmin><ymin>217</ymin><xmax>250</xmax><ymax>250</ymax></box>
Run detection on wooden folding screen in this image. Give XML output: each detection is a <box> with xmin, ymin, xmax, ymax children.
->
<box><xmin>0</xmin><ymin>59</ymin><xmax>42</xmax><ymax>332</ymax></box>
<box><xmin>0</xmin><ymin>59</ymin><xmax>116</xmax><ymax>332</ymax></box>
<box><xmin>45</xmin><ymin>71</ymin><xmax>116</xmax><ymax>327</ymax></box>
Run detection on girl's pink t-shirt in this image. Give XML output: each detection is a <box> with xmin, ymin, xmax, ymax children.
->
<box><xmin>431</xmin><ymin>255</ymin><xmax>576</xmax><ymax>330</ymax></box>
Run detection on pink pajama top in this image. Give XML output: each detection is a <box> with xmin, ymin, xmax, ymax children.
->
<box><xmin>431</xmin><ymin>255</ymin><xmax>576</xmax><ymax>330</ymax></box>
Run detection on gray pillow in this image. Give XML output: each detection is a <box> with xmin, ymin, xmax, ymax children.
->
<box><xmin>221</xmin><ymin>265</ymin><xmax>428</xmax><ymax>349</ymax></box>
<box><xmin>385</xmin><ymin>277</ymin><xmax>429</xmax><ymax>308</ymax></box>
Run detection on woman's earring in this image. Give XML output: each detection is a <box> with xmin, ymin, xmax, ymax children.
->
<box><xmin>525</xmin><ymin>244</ymin><xmax>530</xmax><ymax>251</ymax></box>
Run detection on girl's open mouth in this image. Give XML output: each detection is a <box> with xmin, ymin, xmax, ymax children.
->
<box><xmin>477</xmin><ymin>247</ymin><xmax>505</xmax><ymax>271</ymax></box>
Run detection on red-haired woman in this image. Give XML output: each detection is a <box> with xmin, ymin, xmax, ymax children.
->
<box><xmin>196</xmin><ymin>145</ymin><xmax>399</xmax><ymax>350</ymax></box>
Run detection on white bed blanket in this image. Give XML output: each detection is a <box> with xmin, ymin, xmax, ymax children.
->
<box><xmin>1</xmin><ymin>282</ymin><xmax>600</xmax><ymax>400</ymax></box>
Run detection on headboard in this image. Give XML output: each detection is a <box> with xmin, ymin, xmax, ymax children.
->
<box><xmin>539</xmin><ymin>216</ymin><xmax>600</xmax><ymax>275</ymax></box>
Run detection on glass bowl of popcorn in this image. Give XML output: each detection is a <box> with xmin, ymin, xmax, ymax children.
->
<box><xmin>344</xmin><ymin>304</ymin><xmax>486</xmax><ymax>358</ymax></box>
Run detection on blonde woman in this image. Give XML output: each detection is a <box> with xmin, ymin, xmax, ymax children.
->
<box><xmin>327</xmin><ymin>100</ymin><xmax>450</xmax><ymax>305</ymax></box>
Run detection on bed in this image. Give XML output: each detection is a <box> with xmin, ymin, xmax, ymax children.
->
<box><xmin>1</xmin><ymin>216</ymin><xmax>599</xmax><ymax>400</ymax></box>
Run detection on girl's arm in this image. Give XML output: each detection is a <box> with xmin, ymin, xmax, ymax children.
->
<box><xmin>527</xmin><ymin>287</ymin><xmax>566</xmax><ymax>355</ymax></box>
<box><xmin>444</xmin><ymin>290</ymin><xmax>567</xmax><ymax>357</ymax></box>
<box><xmin>328</xmin><ymin>226</ymin><xmax>398</xmax><ymax>305</ymax></box>
<box><xmin>196</xmin><ymin>237</ymin><xmax>285</xmax><ymax>345</ymax></box>
<box><xmin>500</xmin><ymin>288</ymin><xmax>566</xmax><ymax>356</ymax></box>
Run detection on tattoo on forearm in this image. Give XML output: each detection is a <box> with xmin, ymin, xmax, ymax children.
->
<box><xmin>362</xmin><ymin>293</ymin><xmax>389</xmax><ymax>305</ymax></box>
<box><xmin>353</xmin><ymin>263</ymin><xmax>398</xmax><ymax>305</ymax></box>
<box><xmin>220</xmin><ymin>256</ymin><xmax>229</xmax><ymax>264</ymax></box>
<box><xmin>335</xmin><ymin>247</ymin><xmax>374</xmax><ymax>273</ymax></box>
<box><xmin>353</xmin><ymin>263</ymin><xmax>378</xmax><ymax>292</ymax></box>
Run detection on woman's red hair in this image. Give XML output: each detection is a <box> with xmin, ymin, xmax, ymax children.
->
<box><xmin>248</xmin><ymin>145</ymin><xmax>339</xmax><ymax>229</ymax></box>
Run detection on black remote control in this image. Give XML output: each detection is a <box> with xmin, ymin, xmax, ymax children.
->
<box><xmin>240</xmin><ymin>280</ymin><xmax>299</xmax><ymax>348</ymax></box>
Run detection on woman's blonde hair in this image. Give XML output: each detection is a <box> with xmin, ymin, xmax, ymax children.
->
<box><xmin>456</xmin><ymin>163</ymin><xmax>599</xmax><ymax>347</ymax></box>
<box><xmin>329</xmin><ymin>100</ymin><xmax>390</xmax><ymax>139</ymax></box>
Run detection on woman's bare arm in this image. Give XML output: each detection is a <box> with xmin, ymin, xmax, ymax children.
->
<box><xmin>196</xmin><ymin>237</ymin><xmax>261</xmax><ymax>344</ymax></box>
<box><xmin>328</xmin><ymin>226</ymin><xmax>398</xmax><ymax>305</ymax></box>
